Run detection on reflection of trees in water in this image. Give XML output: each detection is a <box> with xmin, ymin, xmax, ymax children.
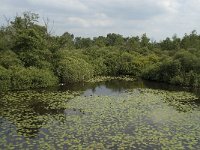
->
<box><xmin>0</xmin><ymin>92</ymin><xmax>67</xmax><ymax>138</ymax></box>
<box><xmin>53</xmin><ymin>79</ymin><xmax>200</xmax><ymax>98</ymax></box>
<box><xmin>56</xmin><ymin>79</ymin><xmax>200</xmax><ymax>97</ymax></box>
<box><xmin>143</xmin><ymin>80</ymin><xmax>200</xmax><ymax>97</ymax></box>
<box><xmin>2</xmin><ymin>110</ymin><xmax>34</xmax><ymax>137</ymax></box>
<box><xmin>58</xmin><ymin>82</ymin><xmax>98</xmax><ymax>92</ymax></box>
<box><xmin>1</xmin><ymin>79</ymin><xmax>199</xmax><ymax>139</ymax></box>
<box><xmin>33</xmin><ymin>79</ymin><xmax>200</xmax><ymax>98</ymax></box>
<box><xmin>104</xmin><ymin>79</ymin><xmax>145</xmax><ymax>92</ymax></box>
<box><xmin>0</xmin><ymin>105</ymin><xmax>41</xmax><ymax>138</ymax></box>
<box><xmin>29</xmin><ymin>97</ymin><xmax>65</xmax><ymax>115</ymax></box>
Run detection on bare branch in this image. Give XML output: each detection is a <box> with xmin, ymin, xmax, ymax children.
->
<box><xmin>3</xmin><ymin>15</ymin><xmax>11</xmax><ymax>26</ymax></box>
<box><xmin>42</xmin><ymin>17</ymin><xmax>55</xmax><ymax>36</ymax></box>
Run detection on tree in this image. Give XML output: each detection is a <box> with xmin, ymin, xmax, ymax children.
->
<box><xmin>93</xmin><ymin>36</ymin><xmax>106</xmax><ymax>47</ymax></box>
<box><xmin>140</xmin><ymin>33</ymin><xmax>150</xmax><ymax>47</ymax></box>
<box><xmin>124</xmin><ymin>36</ymin><xmax>140</xmax><ymax>51</ymax></box>
<box><xmin>106</xmin><ymin>33</ymin><xmax>124</xmax><ymax>46</ymax></box>
<box><xmin>75</xmin><ymin>37</ymin><xmax>92</xmax><ymax>49</ymax></box>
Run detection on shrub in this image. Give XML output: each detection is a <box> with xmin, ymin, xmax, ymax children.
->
<box><xmin>0</xmin><ymin>66</ymin><xmax>11</xmax><ymax>91</ymax></box>
<box><xmin>142</xmin><ymin>63</ymin><xmax>161</xmax><ymax>81</ymax></box>
<box><xmin>10</xmin><ymin>66</ymin><xmax>58</xmax><ymax>90</ymax></box>
<box><xmin>56</xmin><ymin>56</ymin><xmax>94</xmax><ymax>83</ymax></box>
<box><xmin>10</xmin><ymin>66</ymin><xmax>32</xmax><ymax>90</ymax></box>
<box><xmin>92</xmin><ymin>58</ymin><xmax>107</xmax><ymax>76</ymax></box>
<box><xmin>27</xmin><ymin>67</ymin><xmax>58</xmax><ymax>88</ymax></box>
<box><xmin>170</xmin><ymin>75</ymin><xmax>184</xmax><ymax>85</ymax></box>
<box><xmin>0</xmin><ymin>50</ymin><xmax>22</xmax><ymax>68</ymax></box>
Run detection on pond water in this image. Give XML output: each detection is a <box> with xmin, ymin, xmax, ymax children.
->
<box><xmin>0</xmin><ymin>79</ymin><xmax>200</xmax><ymax>149</ymax></box>
<box><xmin>55</xmin><ymin>79</ymin><xmax>200</xmax><ymax>96</ymax></box>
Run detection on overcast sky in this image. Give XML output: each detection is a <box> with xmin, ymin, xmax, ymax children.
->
<box><xmin>1</xmin><ymin>0</ymin><xmax>200</xmax><ymax>41</ymax></box>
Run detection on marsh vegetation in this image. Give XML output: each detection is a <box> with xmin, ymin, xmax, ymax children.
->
<box><xmin>1</xmin><ymin>12</ymin><xmax>200</xmax><ymax>149</ymax></box>
<box><xmin>1</xmin><ymin>12</ymin><xmax>200</xmax><ymax>92</ymax></box>
<box><xmin>0</xmin><ymin>79</ymin><xmax>200</xmax><ymax>149</ymax></box>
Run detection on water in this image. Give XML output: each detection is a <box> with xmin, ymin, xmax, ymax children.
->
<box><xmin>58</xmin><ymin>79</ymin><xmax>200</xmax><ymax>97</ymax></box>
<box><xmin>0</xmin><ymin>79</ymin><xmax>200</xmax><ymax>149</ymax></box>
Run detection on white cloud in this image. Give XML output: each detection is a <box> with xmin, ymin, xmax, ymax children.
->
<box><xmin>67</xmin><ymin>12</ymin><xmax>113</xmax><ymax>28</ymax></box>
<box><xmin>0</xmin><ymin>0</ymin><xmax>200</xmax><ymax>40</ymax></box>
<box><xmin>27</xmin><ymin>0</ymin><xmax>88</xmax><ymax>12</ymax></box>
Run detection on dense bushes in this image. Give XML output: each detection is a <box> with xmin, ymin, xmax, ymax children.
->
<box><xmin>142</xmin><ymin>55</ymin><xmax>200</xmax><ymax>87</ymax></box>
<box><xmin>1</xmin><ymin>12</ymin><xmax>200</xmax><ymax>91</ymax></box>
<box><xmin>10</xmin><ymin>66</ymin><xmax>58</xmax><ymax>90</ymax></box>
<box><xmin>0</xmin><ymin>66</ymin><xmax>11</xmax><ymax>91</ymax></box>
<box><xmin>56</xmin><ymin>56</ymin><xmax>94</xmax><ymax>83</ymax></box>
<box><xmin>0</xmin><ymin>65</ymin><xmax>58</xmax><ymax>91</ymax></box>
<box><xmin>0</xmin><ymin>50</ymin><xmax>22</xmax><ymax>68</ymax></box>
<box><xmin>27</xmin><ymin>68</ymin><xmax>58</xmax><ymax>88</ymax></box>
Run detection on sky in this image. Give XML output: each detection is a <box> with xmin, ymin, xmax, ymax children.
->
<box><xmin>1</xmin><ymin>0</ymin><xmax>200</xmax><ymax>41</ymax></box>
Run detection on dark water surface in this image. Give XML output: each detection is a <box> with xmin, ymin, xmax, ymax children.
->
<box><xmin>0</xmin><ymin>79</ymin><xmax>200</xmax><ymax>149</ymax></box>
<box><xmin>58</xmin><ymin>79</ymin><xmax>200</xmax><ymax>97</ymax></box>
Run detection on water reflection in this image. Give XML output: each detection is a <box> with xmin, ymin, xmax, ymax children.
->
<box><xmin>57</xmin><ymin>79</ymin><xmax>200</xmax><ymax>97</ymax></box>
<box><xmin>0</xmin><ymin>91</ymin><xmax>69</xmax><ymax>139</ymax></box>
<box><xmin>0</xmin><ymin>79</ymin><xmax>200</xmax><ymax>148</ymax></box>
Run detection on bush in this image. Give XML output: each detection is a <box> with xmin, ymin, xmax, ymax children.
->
<box><xmin>56</xmin><ymin>56</ymin><xmax>94</xmax><ymax>83</ymax></box>
<box><xmin>184</xmin><ymin>71</ymin><xmax>200</xmax><ymax>87</ymax></box>
<box><xmin>92</xmin><ymin>58</ymin><xmax>107</xmax><ymax>76</ymax></box>
<box><xmin>142</xmin><ymin>63</ymin><xmax>161</xmax><ymax>81</ymax></box>
<box><xmin>118</xmin><ymin>52</ymin><xmax>142</xmax><ymax>76</ymax></box>
<box><xmin>10</xmin><ymin>66</ymin><xmax>58</xmax><ymax>90</ymax></box>
<box><xmin>0</xmin><ymin>66</ymin><xmax>11</xmax><ymax>91</ymax></box>
<box><xmin>10</xmin><ymin>66</ymin><xmax>32</xmax><ymax>90</ymax></box>
<box><xmin>170</xmin><ymin>75</ymin><xmax>184</xmax><ymax>85</ymax></box>
<box><xmin>27</xmin><ymin>67</ymin><xmax>58</xmax><ymax>88</ymax></box>
<box><xmin>104</xmin><ymin>52</ymin><xmax>120</xmax><ymax>75</ymax></box>
<box><xmin>142</xmin><ymin>59</ymin><xmax>181</xmax><ymax>83</ymax></box>
<box><xmin>0</xmin><ymin>50</ymin><xmax>22</xmax><ymax>68</ymax></box>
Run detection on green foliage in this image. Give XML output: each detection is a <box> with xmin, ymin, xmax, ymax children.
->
<box><xmin>10</xmin><ymin>66</ymin><xmax>58</xmax><ymax>90</ymax></box>
<box><xmin>160</xmin><ymin>37</ymin><xmax>180</xmax><ymax>51</ymax></box>
<box><xmin>92</xmin><ymin>58</ymin><xmax>107</xmax><ymax>75</ymax></box>
<box><xmin>48</xmin><ymin>32</ymin><xmax>74</xmax><ymax>52</ymax></box>
<box><xmin>75</xmin><ymin>37</ymin><xmax>92</xmax><ymax>49</ymax></box>
<box><xmin>170</xmin><ymin>75</ymin><xmax>184</xmax><ymax>86</ymax></box>
<box><xmin>56</xmin><ymin>56</ymin><xmax>94</xmax><ymax>83</ymax></box>
<box><xmin>181</xmin><ymin>30</ymin><xmax>200</xmax><ymax>50</ymax></box>
<box><xmin>0</xmin><ymin>50</ymin><xmax>22</xmax><ymax>68</ymax></box>
<box><xmin>1</xmin><ymin>12</ymin><xmax>200</xmax><ymax>91</ymax></box>
<box><xmin>140</xmin><ymin>33</ymin><xmax>150</xmax><ymax>47</ymax></box>
<box><xmin>142</xmin><ymin>63</ymin><xmax>161</xmax><ymax>81</ymax></box>
<box><xmin>13</xmin><ymin>28</ymin><xmax>44</xmax><ymax>51</ymax></box>
<box><xmin>142</xmin><ymin>59</ymin><xmax>181</xmax><ymax>82</ymax></box>
<box><xmin>106</xmin><ymin>33</ymin><xmax>124</xmax><ymax>46</ymax></box>
<box><xmin>124</xmin><ymin>36</ymin><xmax>140</xmax><ymax>51</ymax></box>
<box><xmin>93</xmin><ymin>36</ymin><xmax>107</xmax><ymax>47</ymax></box>
<box><xmin>10</xmin><ymin>66</ymin><xmax>33</xmax><ymax>90</ymax></box>
<box><xmin>0</xmin><ymin>66</ymin><xmax>11</xmax><ymax>91</ymax></box>
<box><xmin>103</xmin><ymin>51</ymin><xmax>120</xmax><ymax>75</ymax></box>
<box><xmin>174</xmin><ymin>50</ymin><xmax>199</xmax><ymax>72</ymax></box>
<box><xmin>118</xmin><ymin>52</ymin><xmax>140</xmax><ymax>76</ymax></box>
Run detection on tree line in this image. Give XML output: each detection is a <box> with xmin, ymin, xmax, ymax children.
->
<box><xmin>1</xmin><ymin>12</ymin><xmax>200</xmax><ymax>91</ymax></box>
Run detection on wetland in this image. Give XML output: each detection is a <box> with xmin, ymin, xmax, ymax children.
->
<box><xmin>1</xmin><ymin>79</ymin><xmax>200</xmax><ymax>149</ymax></box>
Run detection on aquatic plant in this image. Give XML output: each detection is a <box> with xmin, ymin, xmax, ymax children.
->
<box><xmin>0</xmin><ymin>88</ymin><xmax>200</xmax><ymax>149</ymax></box>
<box><xmin>86</xmin><ymin>76</ymin><xmax>136</xmax><ymax>83</ymax></box>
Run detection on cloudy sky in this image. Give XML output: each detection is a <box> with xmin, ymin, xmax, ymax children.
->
<box><xmin>1</xmin><ymin>0</ymin><xmax>200</xmax><ymax>40</ymax></box>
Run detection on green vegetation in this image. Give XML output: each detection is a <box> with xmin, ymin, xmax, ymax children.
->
<box><xmin>1</xmin><ymin>12</ymin><xmax>200</xmax><ymax>91</ymax></box>
<box><xmin>0</xmin><ymin>89</ymin><xmax>200</xmax><ymax>149</ymax></box>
